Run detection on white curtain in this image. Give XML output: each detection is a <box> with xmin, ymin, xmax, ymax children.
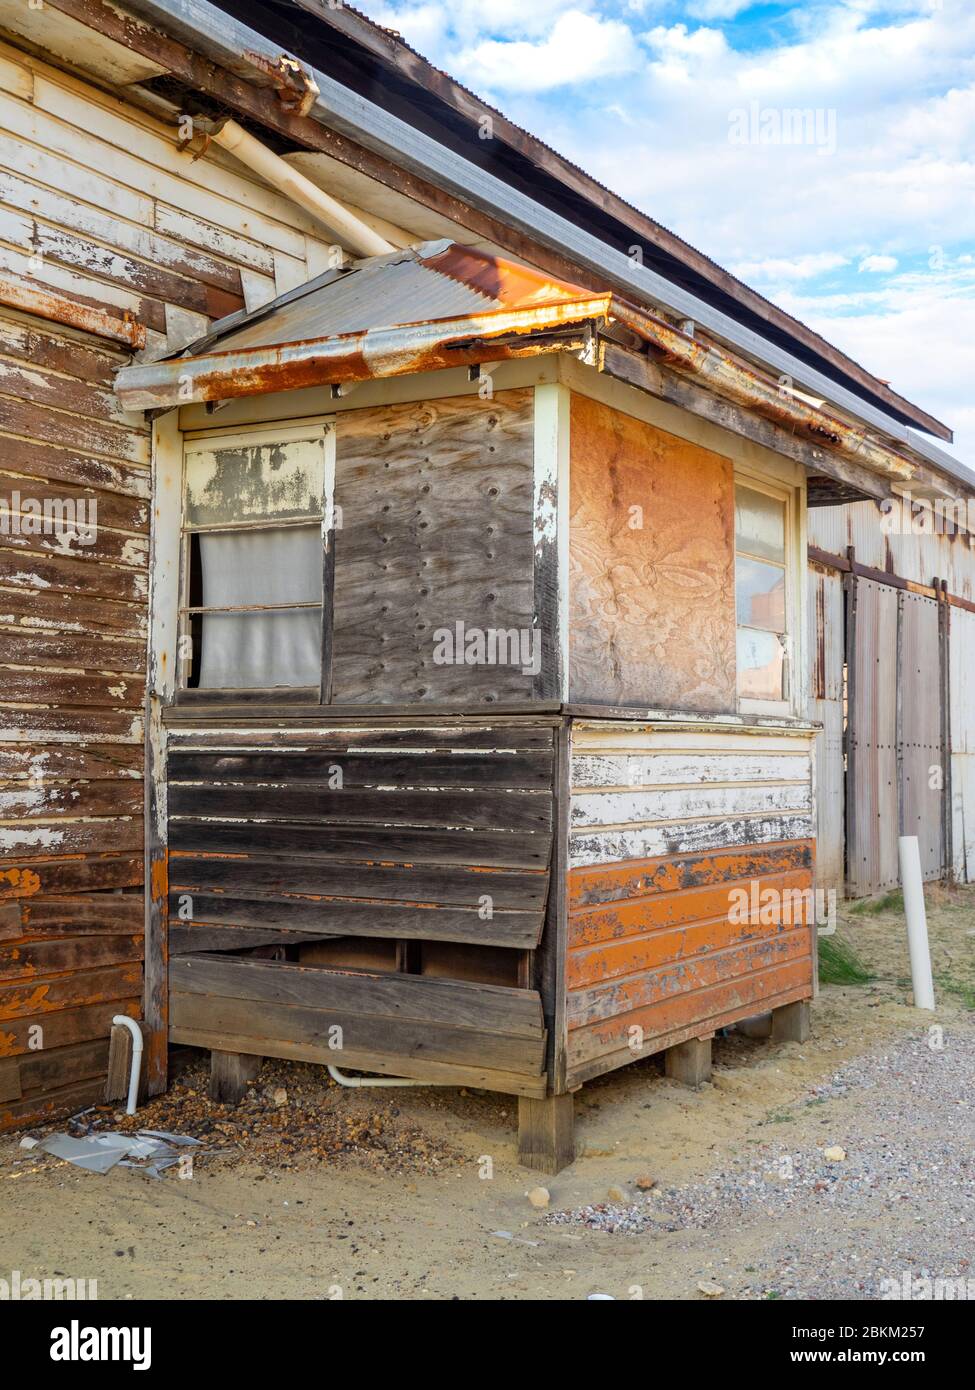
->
<box><xmin>198</xmin><ymin>526</ymin><xmax>322</xmax><ymax>689</ymax></box>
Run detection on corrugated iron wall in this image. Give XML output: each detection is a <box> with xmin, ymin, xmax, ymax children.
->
<box><xmin>0</xmin><ymin>37</ymin><xmax>339</xmax><ymax>1128</ymax></box>
<box><xmin>809</xmin><ymin>497</ymin><xmax>968</xmax><ymax>897</ymax></box>
<box><xmin>809</xmin><ymin>499</ymin><xmax>975</xmax><ymax>601</ymax></box>
<box><xmin>949</xmin><ymin>607</ymin><xmax>975</xmax><ymax>883</ymax></box>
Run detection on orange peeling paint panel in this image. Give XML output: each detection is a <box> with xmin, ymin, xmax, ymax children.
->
<box><xmin>568</xmin><ymin>392</ymin><xmax>738</xmax><ymax>710</ymax></box>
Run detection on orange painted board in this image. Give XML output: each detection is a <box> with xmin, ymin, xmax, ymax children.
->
<box><xmin>565</xmin><ymin>982</ymin><xmax>811</xmax><ymax>1088</ymax></box>
<box><xmin>567</xmin><ymin>929</ymin><xmax>812</xmax><ymax>1028</ymax></box>
<box><xmin>568</xmin><ymin>867</ymin><xmax>814</xmax><ymax>950</ymax></box>
<box><xmin>567</xmin><ymin>874</ymin><xmax>814</xmax><ymax>987</ymax></box>
<box><xmin>567</xmin><ymin>840</ymin><xmax>814</xmax><ymax>910</ymax></box>
<box><xmin>0</xmin><ymin>962</ymin><xmax>143</xmax><ymax>1023</ymax></box>
<box><xmin>567</xmin><ymin>958</ymin><xmax>813</xmax><ymax>1066</ymax></box>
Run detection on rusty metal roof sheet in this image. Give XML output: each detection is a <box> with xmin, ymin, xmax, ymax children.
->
<box><xmin>182</xmin><ymin>240</ymin><xmax>596</xmax><ymax>359</ymax></box>
<box><xmin>116</xmin><ymin>240</ymin><xmax>611</xmax><ymax>409</ymax></box>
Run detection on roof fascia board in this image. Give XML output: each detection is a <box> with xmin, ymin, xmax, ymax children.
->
<box><xmin>123</xmin><ymin>0</ymin><xmax>969</xmax><ymax>488</ymax></box>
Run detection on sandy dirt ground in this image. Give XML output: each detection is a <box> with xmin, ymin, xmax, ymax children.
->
<box><xmin>1</xmin><ymin>886</ymin><xmax>973</xmax><ymax>1301</ymax></box>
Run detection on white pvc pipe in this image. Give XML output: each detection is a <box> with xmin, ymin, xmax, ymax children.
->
<box><xmin>211</xmin><ymin>120</ymin><xmax>395</xmax><ymax>258</ymax></box>
<box><xmin>898</xmin><ymin>836</ymin><xmax>936</xmax><ymax>1010</ymax></box>
<box><xmin>327</xmin><ymin>1064</ymin><xmax>450</xmax><ymax>1089</ymax></box>
<box><xmin>112</xmin><ymin>1015</ymin><xmax>144</xmax><ymax>1115</ymax></box>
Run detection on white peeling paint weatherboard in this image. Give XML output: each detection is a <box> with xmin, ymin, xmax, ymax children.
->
<box><xmin>532</xmin><ymin>381</ymin><xmax>570</xmax><ymax>702</ymax></box>
<box><xmin>568</xmin><ymin>721</ymin><xmax>816</xmax><ymax>867</ymax></box>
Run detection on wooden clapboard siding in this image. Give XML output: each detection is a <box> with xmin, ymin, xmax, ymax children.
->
<box><xmin>568</xmin><ymin>392</ymin><xmax>737</xmax><ymax>712</ymax></box>
<box><xmin>166</xmin><ymin>723</ymin><xmax>555</xmax><ymax>954</ymax></box>
<box><xmin>165</xmin><ymin>722</ymin><xmax>554</xmax><ymax>1093</ymax></box>
<box><xmin>169</xmin><ymin>954</ymin><xmax>547</xmax><ymax>1096</ymax></box>
<box><xmin>331</xmin><ymin>392</ymin><xmax>536</xmax><ymax>703</ymax></box>
<box><xmin>563</xmin><ymin>720</ymin><xmax>817</xmax><ymax>1087</ymax></box>
<box><xmin>0</xmin><ymin>33</ymin><xmax>354</xmax><ymax>1131</ymax></box>
<box><xmin>568</xmin><ymin>724</ymin><xmax>816</xmax><ymax>869</ymax></box>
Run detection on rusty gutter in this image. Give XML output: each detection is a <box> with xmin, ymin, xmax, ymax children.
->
<box><xmin>608</xmin><ymin>299</ymin><xmax>915</xmax><ymax>483</ymax></box>
<box><xmin>114</xmin><ymin>298</ymin><xmax>613</xmax><ymax>409</ymax></box>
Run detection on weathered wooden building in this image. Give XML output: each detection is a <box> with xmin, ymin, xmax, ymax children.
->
<box><xmin>2</xmin><ymin>0</ymin><xmax>972</xmax><ymax>1166</ymax></box>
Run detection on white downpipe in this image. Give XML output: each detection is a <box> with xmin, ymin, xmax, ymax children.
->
<box><xmin>898</xmin><ymin>836</ymin><xmax>936</xmax><ymax>1010</ymax></box>
<box><xmin>112</xmin><ymin>1015</ymin><xmax>144</xmax><ymax>1115</ymax></box>
<box><xmin>211</xmin><ymin>120</ymin><xmax>395</xmax><ymax>259</ymax></box>
<box><xmin>327</xmin><ymin>1065</ymin><xmax>450</xmax><ymax>1089</ymax></box>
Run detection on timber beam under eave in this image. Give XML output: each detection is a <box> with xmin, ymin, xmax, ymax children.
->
<box><xmin>598</xmin><ymin>342</ymin><xmax>894</xmax><ymax>504</ymax></box>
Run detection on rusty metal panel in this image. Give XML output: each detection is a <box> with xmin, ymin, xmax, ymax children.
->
<box><xmin>950</xmin><ymin>607</ymin><xmax>975</xmax><ymax>881</ymax></box>
<box><xmin>808</xmin><ymin>499</ymin><xmax>975</xmax><ymax>604</ymax></box>
<box><xmin>899</xmin><ymin>592</ymin><xmax>944</xmax><ymax>880</ymax></box>
<box><xmin>847</xmin><ymin>578</ymin><xmax>900</xmax><ymax>895</ymax></box>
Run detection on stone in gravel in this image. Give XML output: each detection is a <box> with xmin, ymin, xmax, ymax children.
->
<box><xmin>607</xmin><ymin>1185</ymin><xmax>626</xmax><ymax>1202</ymax></box>
<box><xmin>272</xmin><ymin>1088</ymin><xmax>288</xmax><ymax>1107</ymax></box>
<box><xmin>697</xmin><ymin>1280</ymin><xmax>725</xmax><ymax>1297</ymax></box>
<box><xmin>823</xmin><ymin>1145</ymin><xmax>847</xmax><ymax>1161</ymax></box>
<box><xmin>528</xmin><ymin>1186</ymin><xmax>550</xmax><ymax>1209</ymax></box>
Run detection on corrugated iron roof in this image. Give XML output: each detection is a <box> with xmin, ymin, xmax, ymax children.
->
<box><xmin>174</xmin><ymin>240</ymin><xmax>597</xmax><ymax>358</ymax></box>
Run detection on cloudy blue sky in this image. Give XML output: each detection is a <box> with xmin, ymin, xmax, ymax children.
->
<box><xmin>362</xmin><ymin>0</ymin><xmax>974</xmax><ymax>463</ymax></box>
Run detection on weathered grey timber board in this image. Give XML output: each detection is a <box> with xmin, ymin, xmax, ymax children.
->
<box><xmin>166</xmin><ymin>725</ymin><xmax>555</xmax><ymax>951</ymax></box>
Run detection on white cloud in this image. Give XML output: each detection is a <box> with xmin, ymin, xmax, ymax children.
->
<box><xmin>452</xmin><ymin>11</ymin><xmax>638</xmax><ymax>93</ymax></box>
<box><xmin>781</xmin><ymin>267</ymin><xmax>975</xmax><ymax>461</ymax></box>
<box><xmin>686</xmin><ymin>0</ymin><xmax>756</xmax><ymax>17</ymax></box>
<box><xmin>731</xmin><ymin>252</ymin><xmax>851</xmax><ymax>281</ymax></box>
<box><xmin>859</xmin><ymin>254</ymin><xmax>899</xmax><ymax>272</ymax></box>
<box><xmin>358</xmin><ymin>0</ymin><xmax>975</xmax><ymax>466</ymax></box>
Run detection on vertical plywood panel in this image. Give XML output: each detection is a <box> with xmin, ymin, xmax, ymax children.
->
<box><xmin>330</xmin><ymin>392</ymin><xmax>535</xmax><ymax>704</ymax></box>
<box><xmin>567</xmin><ymin>393</ymin><xmax>737</xmax><ymax>712</ymax></box>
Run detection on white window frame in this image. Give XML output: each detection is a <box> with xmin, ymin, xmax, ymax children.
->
<box><xmin>734</xmin><ymin>464</ymin><xmax>805</xmax><ymax>719</ymax></box>
<box><xmin>178</xmin><ymin>416</ymin><xmax>335</xmax><ymax>695</ymax></box>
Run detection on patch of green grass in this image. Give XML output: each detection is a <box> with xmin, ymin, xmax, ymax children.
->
<box><xmin>848</xmin><ymin>889</ymin><xmax>904</xmax><ymax>916</ymax></box>
<box><xmin>934</xmin><ymin>973</ymin><xmax>975</xmax><ymax>1010</ymax></box>
<box><xmin>818</xmin><ymin>934</ymin><xmax>875</xmax><ymax>986</ymax></box>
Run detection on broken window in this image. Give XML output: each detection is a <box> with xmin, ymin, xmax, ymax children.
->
<box><xmin>180</xmin><ymin>426</ymin><xmax>329</xmax><ymax>690</ymax></box>
<box><xmin>735</xmin><ymin>481</ymin><xmax>789</xmax><ymax>703</ymax></box>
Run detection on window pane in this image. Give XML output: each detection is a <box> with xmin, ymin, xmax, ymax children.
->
<box><xmin>737</xmin><ymin>627</ymin><xmax>785</xmax><ymax>701</ymax></box>
<box><xmin>735</xmin><ymin>485</ymin><xmax>785</xmax><ymax>562</ymax></box>
<box><xmin>736</xmin><ymin>556</ymin><xmax>786</xmax><ymax>631</ymax></box>
<box><xmin>199</xmin><ymin>526</ymin><xmax>322</xmax><ymax>608</ymax></box>
<box><xmin>199</xmin><ymin>608</ymin><xmax>321</xmax><ymax>689</ymax></box>
<box><xmin>185</xmin><ymin>436</ymin><xmax>324</xmax><ymax>528</ymax></box>
<box><xmin>195</xmin><ymin>525</ymin><xmax>322</xmax><ymax>689</ymax></box>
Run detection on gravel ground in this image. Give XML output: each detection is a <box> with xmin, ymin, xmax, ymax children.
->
<box><xmin>549</xmin><ymin>1028</ymin><xmax>975</xmax><ymax>1298</ymax></box>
